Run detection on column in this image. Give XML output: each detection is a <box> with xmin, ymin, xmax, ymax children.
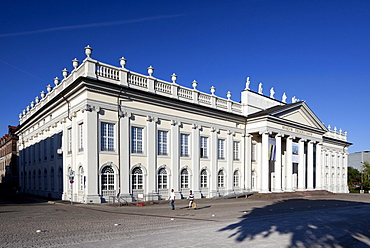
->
<box><xmin>84</xmin><ymin>106</ymin><xmax>101</xmax><ymax>203</ymax></box>
<box><xmin>210</xmin><ymin>127</ymin><xmax>218</xmax><ymax>197</ymax></box>
<box><xmin>244</xmin><ymin>134</ymin><xmax>252</xmax><ymax>191</ymax></box>
<box><xmin>260</xmin><ymin>131</ymin><xmax>269</xmax><ymax>193</ymax></box>
<box><xmin>306</xmin><ymin>141</ymin><xmax>314</xmax><ymax>190</ymax></box>
<box><xmin>146</xmin><ymin>116</ymin><xmax>157</xmax><ymax>195</ymax></box>
<box><xmin>119</xmin><ymin>112</ymin><xmax>131</xmax><ymax>199</ymax></box>
<box><xmin>315</xmin><ymin>143</ymin><xmax>322</xmax><ymax>190</ymax></box>
<box><xmin>170</xmin><ymin>121</ymin><xmax>180</xmax><ymax>195</ymax></box>
<box><xmin>191</xmin><ymin>125</ymin><xmax>201</xmax><ymax>198</ymax></box>
<box><xmin>273</xmin><ymin>134</ymin><xmax>283</xmax><ymax>192</ymax></box>
<box><xmin>297</xmin><ymin>139</ymin><xmax>306</xmax><ymax>191</ymax></box>
<box><xmin>285</xmin><ymin>136</ymin><xmax>293</xmax><ymax>192</ymax></box>
<box><xmin>226</xmin><ymin>131</ymin><xmax>234</xmax><ymax>194</ymax></box>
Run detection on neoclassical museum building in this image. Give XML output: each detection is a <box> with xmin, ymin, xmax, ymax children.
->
<box><xmin>16</xmin><ymin>46</ymin><xmax>351</xmax><ymax>203</ymax></box>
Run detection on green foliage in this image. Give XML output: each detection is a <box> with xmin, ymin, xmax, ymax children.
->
<box><xmin>361</xmin><ymin>162</ymin><xmax>370</xmax><ymax>189</ymax></box>
<box><xmin>348</xmin><ymin>166</ymin><xmax>361</xmax><ymax>190</ymax></box>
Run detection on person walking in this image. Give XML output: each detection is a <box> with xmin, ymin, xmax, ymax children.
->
<box><xmin>187</xmin><ymin>190</ymin><xmax>196</xmax><ymax>210</ymax></box>
<box><xmin>168</xmin><ymin>189</ymin><xmax>175</xmax><ymax>210</ymax></box>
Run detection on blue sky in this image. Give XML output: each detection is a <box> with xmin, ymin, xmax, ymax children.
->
<box><xmin>0</xmin><ymin>0</ymin><xmax>369</xmax><ymax>153</ymax></box>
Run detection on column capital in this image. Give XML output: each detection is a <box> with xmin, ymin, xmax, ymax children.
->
<box><xmin>259</xmin><ymin>130</ymin><xmax>271</xmax><ymax>135</ymax></box>
<box><xmin>242</xmin><ymin>133</ymin><xmax>252</xmax><ymax>138</ymax></box>
<box><xmin>275</xmin><ymin>133</ymin><xmax>284</xmax><ymax>138</ymax></box>
<box><xmin>299</xmin><ymin>138</ymin><xmax>306</xmax><ymax>142</ymax></box>
<box><xmin>287</xmin><ymin>135</ymin><xmax>295</xmax><ymax>140</ymax></box>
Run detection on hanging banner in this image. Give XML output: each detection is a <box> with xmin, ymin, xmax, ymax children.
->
<box><xmin>292</xmin><ymin>142</ymin><xmax>299</xmax><ymax>163</ymax></box>
<box><xmin>268</xmin><ymin>137</ymin><xmax>276</xmax><ymax>161</ymax></box>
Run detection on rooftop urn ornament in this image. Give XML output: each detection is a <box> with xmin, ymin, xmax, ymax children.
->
<box><xmin>30</xmin><ymin>101</ymin><xmax>35</xmax><ymax>108</ymax></box>
<box><xmin>22</xmin><ymin>110</ymin><xmax>26</xmax><ymax>115</ymax></box>
<box><xmin>210</xmin><ymin>86</ymin><xmax>216</xmax><ymax>95</ymax></box>
<box><xmin>62</xmin><ymin>68</ymin><xmax>69</xmax><ymax>79</ymax></box>
<box><xmin>258</xmin><ymin>82</ymin><xmax>263</xmax><ymax>94</ymax></box>
<box><xmin>147</xmin><ymin>66</ymin><xmax>154</xmax><ymax>77</ymax></box>
<box><xmin>292</xmin><ymin>96</ymin><xmax>297</xmax><ymax>103</ymax></box>
<box><xmin>192</xmin><ymin>80</ymin><xmax>198</xmax><ymax>90</ymax></box>
<box><xmin>72</xmin><ymin>58</ymin><xmax>79</xmax><ymax>69</ymax></box>
<box><xmin>226</xmin><ymin>91</ymin><xmax>232</xmax><ymax>100</ymax></box>
<box><xmin>270</xmin><ymin>87</ymin><xmax>275</xmax><ymax>99</ymax></box>
<box><xmin>245</xmin><ymin>77</ymin><xmax>251</xmax><ymax>90</ymax></box>
<box><xmin>46</xmin><ymin>84</ymin><xmax>52</xmax><ymax>93</ymax></box>
<box><xmin>327</xmin><ymin>124</ymin><xmax>331</xmax><ymax>131</ymax></box>
<box><xmin>171</xmin><ymin>73</ymin><xmax>177</xmax><ymax>84</ymax></box>
<box><xmin>19</xmin><ymin>113</ymin><xmax>22</xmax><ymax>119</ymax></box>
<box><xmin>84</xmin><ymin>45</ymin><xmax>93</xmax><ymax>58</ymax></box>
<box><xmin>40</xmin><ymin>91</ymin><xmax>46</xmax><ymax>98</ymax></box>
<box><xmin>35</xmin><ymin>96</ymin><xmax>40</xmax><ymax>103</ymax></box>
<box><xmin>54</xmin><ymin>77</ymin><xmax>60</xmax><ymax>86</ymax></box>
<box><xmin>282</xmin><ymin>93</ymin><xmax>287</xmax><ymax>103</ymax></box>
<box><xmin>119</xmin><ymin>57</ymin><xmax>127</xmax><ymax>68</ymax></box>
<box><xmin>26</xmin><ymin>106</ymin><xmax>30</xmax><ymax>112</ymax></box>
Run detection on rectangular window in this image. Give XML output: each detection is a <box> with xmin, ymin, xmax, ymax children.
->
<box><xmin>218</xmin><ymin>139</ymin><xmax>225</xmax><ymax>159</ymax></box>
<box><xmin>101</xmin><ymin>123</ymin><xmax>115</xmax><ymax>151</ymax></box>
<box><xmin>200</xmin><ymin>136</ymin><xmax>208</xmax><ymax>158</ymax></box>
<box><xmin>180</xmin><ymin>134</ymin><xmax>189</xmax><ymax>157</ymax></box>
<box><xmin>233</xmin><ymin>141</ymin><xmax>240</xmax><ymax>161</ymax></box>
<box><xmin>67</xmin><ymin>128</ymin><xmax>72</xmax><ymax>154</ymax></box>
<box><xmin>158</xmin><ymin>131</ymin><xmax>168</xmax><ymax>155</ymax></box>
<box><xmin>50</xmin><ymin>135</ymin><xmax>54</xmax><ymax>159</ymax></box>
<box><xmin>252</xmin><ymin>143</ymin><xmax>257</xmax><ymax>162</ymax></box>
<box><xmin>78</xmin><ymin>123</ymin><xmax>84</xmax><ymax>152</ymax></box>
<box><xmin>44</xmin><ymin>139</ymin><xmax>47</xmax><ymax>160</ymax></box>
<box><xmin>131</xmin><ymin>127</ymin><xmax>143</xmax><ymax>154</ymax></box>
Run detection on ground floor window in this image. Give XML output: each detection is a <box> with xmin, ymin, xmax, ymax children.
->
<box><xmin>200</xmin><ymin>169</ymin><xmax>207</xmax><ymax>188</ymax></box>
<box><xmin>132</xmin><ymin>167</ymin><xmax>143</xmax><ymax>190</ymax></box>
<box><xmin>158</xmin><ymin>168</ymin><xmax>167</xmax><ymax>189</ymax></box>
<box><xmin>218</xmin><ymin>170</ymin><xmax>224</xmax><ymax>188</ymax></box>
<box><xmin>233</xmin><ymin>170</ymin><xmax>240</xmax><ymax>187</ymax></box>
<box><xmin>101</xmin><ymin>166</ymin><xmax>115</xmax><ymax>196</ymax></box>
<box><xmin>181</xmin><ymin>168</ymin><xmax>189</xmax><ymax>189</ymax></box>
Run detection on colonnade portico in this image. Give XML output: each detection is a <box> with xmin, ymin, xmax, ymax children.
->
<box><xmin>250</xmin><ymin>129</ymin><xmax>323</xmax><ymax>193</ymax></box>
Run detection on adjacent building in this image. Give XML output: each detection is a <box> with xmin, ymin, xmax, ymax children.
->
<box><xmin>16</xmin><ymin>46</ymin><xmax>351</xmax><ymax>203</ymax></box>
<box><xmin>0</xmin><ymin>125</ymin><xmax>19</xmax><ymax>186</ymax></box>
<box><xmin>348</xmin><ymin>151</ymin><xmax>370</xmax><ymax>171</ymax></box>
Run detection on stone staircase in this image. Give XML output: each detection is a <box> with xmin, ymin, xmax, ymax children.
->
<box><xmin>248</xmin><ymin>190</ymin><xmax>335</xmax><ymax>200</ymax></box>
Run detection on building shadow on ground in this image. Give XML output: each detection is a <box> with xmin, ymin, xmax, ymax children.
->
<box><xmin>218</xmin><ymin>198</ymin><xmax>370</xmax><ymax>247</ymax></box>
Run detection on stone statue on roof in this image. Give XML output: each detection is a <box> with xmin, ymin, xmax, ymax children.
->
<box><xmin>258</xmin><ymin>82</ymin><xmax>263</xmax><ymax>94</ymax></box>
<box><xmin>282</xmin><ymin>93</ymin><xmax>287</xmax><ymax>103</ymax></box>
<box><xmin>245</xmin><ymin>77</ymin><xmax>250</xmax><ymax>90</ymax></box>
<box><xmin>270</xmin><ymin>87</ymin><xmax>275</xmax><ymax>99</ymax></box>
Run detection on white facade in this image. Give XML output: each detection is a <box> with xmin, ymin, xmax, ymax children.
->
<box><xmin>16</xmin><ymin>46</ymin><xmax>351</xmax><ymax>203</ymax></box>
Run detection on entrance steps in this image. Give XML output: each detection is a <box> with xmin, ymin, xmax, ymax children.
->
<box><xmin>248</xmin><ymin>190</ymin><xmax>334</xmax><ymax>199</ymax></box>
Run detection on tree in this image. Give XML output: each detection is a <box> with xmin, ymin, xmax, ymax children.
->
<box><xmin>361</xmin><ymin>162</ymin><xmax>370</xmax><ymax>189</ymax></box>
<box><xmin>348</xmin><ymin>166</ymin><xmax>361</xmax><ymax>190</ymax></box>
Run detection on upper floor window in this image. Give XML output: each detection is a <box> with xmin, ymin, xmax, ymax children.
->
<box><xmin>67</xmin><ymin>128</ymin><xmax>72</xmax><ymax>154</ymax></box>
<box><xmin>251</xmin><ymin>143</ymin><xmax>257</xmax><ymax>162</ymax></box>
<box><xmin>218</xmin><ymin>139</ymin><xmax>225</xmax><ymax>159</ymax></box>
<box><xmin>180</xmin><ymin>134</ymin><xmax>189</xmax><ymax>157</ymax></box>
<box><xmin>101</xmin><ymin>123</ymin><xmax>115</xmax><ymax>152</ymax></box>
<box><xmin>233</xmin><ymin>141</ymin><xmax>240</xmax><ymax>161</ymax></box>
<box><xmin>200</xmin><ymin>136</ymin><xmax>208</xmax><ymax>158</ymax></box>
<box><xmin>78</xmin><ymin>123</ymin><xmax>84</xmax><ymax>152</ymax></box>
<box><xmin>158</xmin><ymin>131</ymin><xmax>168</xmax><ymax>155</ymax></box>
<box><xmin>131</xmin><ymin>127</ymin><xmax>143</xmax><ymax>154</ymax></box>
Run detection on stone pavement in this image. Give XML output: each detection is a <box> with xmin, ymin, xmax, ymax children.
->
<box><xmin>1</xmin><ymin>192</ymin><xmax>370</xmax><ymax>247</ymax></box>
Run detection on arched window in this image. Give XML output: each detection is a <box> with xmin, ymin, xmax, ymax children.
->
<box><xmin>132</xmin><ymin>167</ymin><xmax>143</xmax><ymax>190</ymax></box>
<box><xmin>200</xmin><ymin>169</ymin><xmax>207</xmax><ymax>188</ymax></box>
<box><xmin>180</xmin><ymin>169</ymin><xmax>189</xmax><ymax>189</ymax></box>
<box><xmin>58</xmin><ymin>168</ymin><xmax>63</xmax><ymax>193</ymax></box>
<box><xmin>233</xmin><ymin>170</ymin><xmax>240</xmax><ymax>188</ymax></box>
<box><xmin>101</xmin><ymin>166</ymin><xmax>115</xmax><ymax>196</ymax></box>
<box><xmin>79</xmin><ymin>167</ymin><xmax>84</xmax><ymax>191</ymax></box>
<box><xmin>38</xmin><ymin>170</ymin><xmax>41</xmax><ymax>190</ymax></box>
<box><xmin>158</xmin><ymin>168</ymin><xmax>167</xmax><ymax>189</ymax></box>
<box><xmin>44</xmin><ymin>169</ymin><xmax>48</xmax><ymax>190</ymax></box>
<box><xmin>218</xmin><ymin>170</ymin><xmax>224</xmax><ymax>188</ymax></box>
<box><xmin>28</xmin><ymin>171</ymin><xmax>31</xmax><ymax>189</ymax></box>
<box><xmin>50</xmin><ymin>168</ymin><xmax>54</xmax><ymax>191</ymax></box>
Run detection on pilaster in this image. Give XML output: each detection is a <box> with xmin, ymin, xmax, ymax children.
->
<box><xmin>315</xmin><ymin>143</ymin><xmax>322</xmax><ymax>190</ymax></box>
<box><xmin>260</xmin><ymin>131</ymin><xmax>270</xmax><ymax>193</ymax></box>
<box><xmin>297</xmin><ymin>139</ymin><xmax>306</xmax><ymax>191</ymax></box>
<box><xmin>191</xmin><ymin>124</ymin><xmax>201</xmax><ymax>198</ymax></box>
<box><xmin>307</xmin><ymin>141</ymin><xmax>314</xmax><ymax>190</ymax></box>
<box><xmin>273</xmin><ymin>134</ymin><xmax>283</xmax><ymax>192</ymax></box>
<box><xmin>119</xmin><ymin>111</ymin><xmax>131</xmax><ymax>198</ymax></box>
<box><xmin>146</xmin><ymin>116</ymin><xmax>157</xmax><ymax>194</ymax></box>
<box><xmin>285</xmin><ymin>136</ymin><xmax>294</xmax><ymax>192</ymax></box>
